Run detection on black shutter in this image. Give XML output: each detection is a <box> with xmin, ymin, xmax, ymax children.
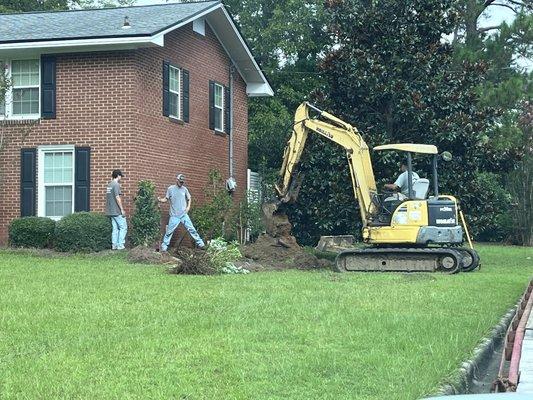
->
<box><xmin>182</xmin><ymin>69</ymin><xmax>190</xmax><ymax>123</ymax></box>
<box><xmin>162</xmin><ymin>61</ymin><xmax>170</xmax><ymax>117</ymax></box>
<box><xmin>224</xmin><ymin>85</ymin><xmax>230</xmax><ymax>134</ymax></box>
<box><xmin>74</xmin><ymin>147</ymin><xmax>90</xmax><ymax>212</ymax></box>
<box><xmin>20</xmin><ymin>148</ymin><xmax>36</xmax><ymax>217</ymax></box>
<box><xmin>41</xmin><ymin>55</ymin><xmax>56</xmax><ymax>119</ymax></box>
<box><xmin>208</xmin><ymin>80</ymin><xmax>215</xmax><ymax>130</ymax></box>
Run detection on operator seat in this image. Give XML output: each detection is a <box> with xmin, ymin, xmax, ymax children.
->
<box><xmin>412</xmin><ymin>178</ymin><xmax>430</xmax><ymax>199</ymax></box>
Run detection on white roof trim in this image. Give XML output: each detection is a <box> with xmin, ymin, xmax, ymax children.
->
<box><xmin>0</xmin><ymin>2</ymin><xmax>272</xmax><ymax>97</ymax></box>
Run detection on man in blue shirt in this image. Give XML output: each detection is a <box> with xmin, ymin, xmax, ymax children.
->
<box><xmin>158</xmin><ymin>173</ymin><xmax>205</xmax><ymax>252</ymax></box>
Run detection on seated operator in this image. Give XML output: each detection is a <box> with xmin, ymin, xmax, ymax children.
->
<box><xmin>384</xmin><ymin>159</ymin><xmax>419</xmax><ymax>199</ymax></box>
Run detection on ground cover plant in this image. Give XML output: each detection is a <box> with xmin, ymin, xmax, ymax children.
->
<box><xmin>0</xmin><ymin>244</ymin><xmax>531</xmax><ymax>399</ymax></box>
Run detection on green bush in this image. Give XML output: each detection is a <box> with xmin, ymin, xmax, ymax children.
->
<box><xmin>54</xmin><ymin>212</ymin><xmax>112</xmax><ymax>252</ymax></box>
<box><xmin>190</xmin><ymin>169</ymin><xmax>233</xmax><ymax>241</ymax></box>
<box><xmin>131</xmin><ymin>180</ymin><xmax>161</xmax><ymax>246</ymax></box>
<box><xmin>9</xmin><ymin>217</ymin><xmax>55</xmax><ymax>248</ymax></box>
<box><xmin>229</xmin><ymin>193</ymin><xmax>264</xmax><ymax>244</ymax></box>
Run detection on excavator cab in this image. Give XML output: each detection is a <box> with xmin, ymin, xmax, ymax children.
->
<box><xmin>371</xmin><ymin>144</ymin><xmax>452</xmax><ymax>225</ymax></box>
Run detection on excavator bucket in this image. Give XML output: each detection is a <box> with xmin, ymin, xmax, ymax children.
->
<box><xmin>315</xmin><ymin>235</ymin><xmax>355</xmax><ymax>252</ymax></box>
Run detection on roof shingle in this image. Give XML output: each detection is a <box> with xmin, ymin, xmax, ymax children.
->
<box><xmin>0</xmin><ymin>1</ymin><xmax>220</xmax><ymax>44</ymax></box>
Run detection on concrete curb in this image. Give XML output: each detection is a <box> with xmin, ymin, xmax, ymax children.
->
<box><xmin>434</xmin><ymin>303</ymin><xmax>518</xmax><ymax>396</ymax></box>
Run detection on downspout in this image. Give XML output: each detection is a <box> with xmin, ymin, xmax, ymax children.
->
<box><xmin>228</xmin><ymin>63</ymin><xmax>235</xmax><ymax>178</ymax></box>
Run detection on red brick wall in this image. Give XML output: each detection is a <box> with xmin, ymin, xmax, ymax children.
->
<box><xmin>131</xmin><ymin>24</ymin><xmax>248</xmax><ymax>227</ymax></box>
<box><xmin>0</xmin><ymin>23</ymin><xmax>248</xmax><ymax>244</ymax></box>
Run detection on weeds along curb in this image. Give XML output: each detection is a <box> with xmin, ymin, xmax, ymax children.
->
<box><xmin>434</xmin><ymin>302</ymin><xmax>518</xmax><ymax>396</ymax></box>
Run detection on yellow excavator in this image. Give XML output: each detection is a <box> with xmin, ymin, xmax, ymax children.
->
<box><xmin>273</xmin><ymin>102</ymin><xmax>479</xmax><ymax>273</ymax></box>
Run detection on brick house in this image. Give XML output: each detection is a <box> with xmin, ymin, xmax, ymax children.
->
<box><xmin>0</xmin><ymin>1</ymin><xmax>272</xmax><ymax>244</ymax></box>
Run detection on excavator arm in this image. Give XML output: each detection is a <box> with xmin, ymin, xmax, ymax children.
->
<box><xmin>275</xmin><ymin>102</ymin><xmax>378</xmax><ymax>226</ymax></box>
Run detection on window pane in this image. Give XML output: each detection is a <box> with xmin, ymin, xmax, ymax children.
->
<box><xmin>13</xmin><ymin>102</ymin><xmax>21</xmax><ymax>115</ymax></box>
<box><xmin>53</xmin><ymin>168</ymin><xmax>63</xmax><ymax>182</ymax></box>
<box><xmin>21</xmin><ymin>101</ymin><xmax>31</xmax><ymax>114</ymax></box>
<box><xmin>12</xmin><ymin>88</ymin><xmax>39</xmax><ymax>116</ymax></box>
<box><xmin>214</xmin><ymin>108</ymin><xmax>222</xmax><ymax>131</ymax></box>
<box><xmin>45</xmin><ymin>186</ymin><xmax>72</xmax><ymax>217</ymax></box>
<box><xmin>169</xmin><ymin>67</ymin><xmax>180</xmax><ymax>93</ymax></box>
<box><xmin>169</xmin><ymin>92</ymin><xmax>179</xmax><ymax>118</ymax></box>
<box><xmin>12</xmin><ymin>60</ymin><xmax>39</xmax><ymax>87</ymax></box>
<box><xmin>214</xmin><ymin>85</ymin><xmax>223</xmax><ymax>107</ymax></box>
<box><xmin>46</xmin><ymin>201</ymin><xmax>55</xmax><ymax>217</ymax></box>
<box><xmin>43</xmin><ymin>151</ymin><xmax>74</xmax><ymax>184</ymax></box>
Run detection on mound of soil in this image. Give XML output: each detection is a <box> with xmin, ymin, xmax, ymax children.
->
<box><xmin>128</xmin><ymin>245</ymin><xmax>179</xmax><ymax>265</ymax></box>
<box><xmin>242</xmin><ymin>234</ymin><xmax>331</xmax><ymax>270</ymax></box>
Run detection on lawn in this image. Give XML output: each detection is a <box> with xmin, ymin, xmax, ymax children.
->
<box><xmin>0</xmin><ymin>245</ymin><xmax>532</xmax><ymax>400</ymax></box>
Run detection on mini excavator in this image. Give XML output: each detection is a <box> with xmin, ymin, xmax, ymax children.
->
<box><xmin>271</xmin><ymin>102</ymin><xmax>479</xmax><ymax>273</ymax></box>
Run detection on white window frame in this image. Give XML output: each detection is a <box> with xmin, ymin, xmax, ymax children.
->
<box><xmin>214</xmin><ymin>83</ymin><xmax>224</xmax><ymax>132</ymax></box>
<box><xmin>0</xmin><ymin>58</ymin><xmax>41</xmax><ymax>120</ymax></box>
<box><xmin>37</xmin><ymin>145</ymin><xmax>75</xmax><ymax>221</ymax></box>
<box><xmin>169</xmin><ymin>65</ymin><xmax>181</xmax><ymax>120</ymax></box>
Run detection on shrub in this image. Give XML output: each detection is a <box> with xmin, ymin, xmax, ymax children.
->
<box><xmin>230</xmin><ymin>193</ymin><xmax>264</xmax><ymax>244</ymax></box>
<box><xmin>189</xmin><ymin>169</ymin><xmax>233</xmax><ymax>241</ymax></box>
<box><xmin>207</xmin><ymin>237</ymin><xmax>243</xmax><ymax>271</ymax></box>
<box><xmin>131</xmin><ymin>180</ymin><xmax>161</xmax><ymax>246</ymax></box>
<box><xmin>9</xmin><ymin>217</ymin><xmax>55</xmax><ymax>248</ymax></box>
<box><xmin>54</xmin><ymin>212</ymin><xmax>112</xmax><ymax>252</ymax></box>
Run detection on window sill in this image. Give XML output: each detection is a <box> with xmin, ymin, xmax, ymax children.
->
<box><xmin>214</xmin><ymin>129</ymin><xmax>227</xmax><ymax>137</ymax></box>
<box><xmin>0</xmin><ymin>116</ymin><xmax>41</xmax><ymax>125</ymax></box>
<box><xmin>169</xmin><ymin>116</ymin><xmax>184</xmax><ymax>125</ymax></box>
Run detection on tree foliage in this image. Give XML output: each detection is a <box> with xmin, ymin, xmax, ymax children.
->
<box><xmin>285</xmin><ymin>0</ymin><xmax>514</xmax><ymax>245</ymax></box>
<box><xmin>222</xmin><ymin>0</ymin><xmax>329</xmax><ymax>173</ymax></box>
<box><xmin>0</xmin><ymin>0</ymin><xmax>133</xmax><ymax>13</ymax></box>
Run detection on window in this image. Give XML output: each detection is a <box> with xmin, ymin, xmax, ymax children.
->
<box><xmin>214</xmin><ymin>83</ymin><xmax>224</xmax><ymax>132</ymax></box>
<box><xmin>38</xmin><ymin>146</ymin><xmax>74</xmax><ymax>219</ymax></box>
<box><xmin>169</xmin><ymin>65</ymin><xmax>181</xmax><ymax>119</ymax></box>
<box><xmin>0</xmin><ymin>59</ymin><xmax>40</xmax><ymax>119</ymax></box>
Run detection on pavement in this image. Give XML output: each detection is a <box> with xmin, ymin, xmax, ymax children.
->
<box><xmin>516</xmin><ymin>314</ymin><xmax>533</xmax><ymax>393</ymax></box>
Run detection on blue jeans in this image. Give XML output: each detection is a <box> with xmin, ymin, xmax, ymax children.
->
<box><xmin>161</xmin><ymin>214</ymin><xmax>204</xmax><ymax>251</ymax></box>
<box><xmin>110</xmin><ymin>215</ymin><xmax>127</xmax><ymax>250</ymax></box>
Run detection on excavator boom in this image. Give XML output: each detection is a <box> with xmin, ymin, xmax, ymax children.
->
<box><xmin>276</xmin><ymin>102</ymin><xmax>378</xmax><ymax>225</ymax></box>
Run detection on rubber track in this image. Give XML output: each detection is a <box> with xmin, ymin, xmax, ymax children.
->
<box><xmin>336</xmin><ymin>247</ymin><xmax>463</xmax><ymax>274</ymax></box>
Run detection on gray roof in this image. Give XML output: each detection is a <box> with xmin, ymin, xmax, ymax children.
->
<box><xmin>0</xmin><ymin>1</ymin><xmax>220</xmax><ymax>44</ymax></box>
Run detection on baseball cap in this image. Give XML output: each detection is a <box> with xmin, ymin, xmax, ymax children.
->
<box><xmin>176</xmin><ymin>173</ymin><xmax>185</xmax><ymax>182</ymax></box>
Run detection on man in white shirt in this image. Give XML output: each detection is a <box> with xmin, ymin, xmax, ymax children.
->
<box><xmin>384</xmin><ymin>159</ymin><xmax>419</xmax><ymax>198</ymax></box>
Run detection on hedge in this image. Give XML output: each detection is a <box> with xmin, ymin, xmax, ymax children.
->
<box><xmin>9</xmin><ymin>217</ymin><xmax>56</xmax><ymax>249</ymax></box>
<box><xmin>54</xmin><ymin>212</ymin><xmax>112</xmax><ymax>252</ymax></box>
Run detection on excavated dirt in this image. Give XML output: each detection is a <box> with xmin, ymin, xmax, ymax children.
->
<box><xmin>239</xmin><ymin>204</ymin><xmax>332</xmax><ymax>270</ymax></box>
<box><xmin>242</xmin><ymin>234</ymin><xmax>330</xmax><ymax>270</ymax></box>
<box><xmin>128</xmin><ymin>245</ymin><xmax>180</xmax><ymax>265</ymax></box>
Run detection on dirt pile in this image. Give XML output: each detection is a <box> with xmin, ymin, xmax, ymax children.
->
<box><xmin>242</xmin><ymin>234</ymin><xmax>331</xmax><ymax>270</ymax></box>
<box><xmin>128</xmin><ymin>245</ymin><xmax>180</xmax><ymax>265</ymax></box>
<box><xmin>239</xmin><ymin>203</ymin><xmax>331</xmax><ymax>270</ymax></box>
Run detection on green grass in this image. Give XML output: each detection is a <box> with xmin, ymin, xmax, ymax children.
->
<box><xmin>0</xmin><ymin>245</ymin><xmax>532</xmax><ymax>400</ymax></box>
